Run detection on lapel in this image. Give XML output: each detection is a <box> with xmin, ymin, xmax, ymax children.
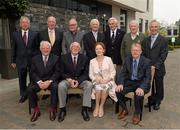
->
<box><xmin>27</xmin><ymin>30</ymin><xmax>32</xmax><ymax>47</ymax></box>
<box><xmin>114</xmin><ymin>29</ymin><xmax>120</xmax><ymax>42</ymax></box>
<box><xmin>18</xmin><ymin>30</ymin><xmax>26</xmax><ymax>47</ymax></box>
<box><xmin>127</xmin><ymin>56</ymin><xmax>133</xmax><ymax>74</ymax></box>
<box><xmin>76</xmin><ymin>54</ymin><xmax>81</xmax><ymax>70</ymax></box>
<box><xmin>151</xmin><ymin>34</ymin><xmax>160</xmax><ymax>49</ymax></box>
<box><xmin>147</xmin><ymin>36</ymin><xmax>151</xmax><ymax>49</ymax></box>
<box><xmin>67</xmin><ymin>53</ymin><xmax>74</xmax><ymax>68</ymax></box>
<box><xmin>39</xmin><ymin>55</ymin><xmax>45</xmax><ymax>68</ymax></box>
<box><xmin>90</xmin><ymin>32</ymin><xmax>96</xmax><ymax>42</ymax></box>
<box><xmin>46</xmin><ymin>29</ymin><xmax>50</xmax><ymax>42</ymax></box>
<box><xmin>45</xmin><ymin>54</ymin><xmax>52</xmax><ymax>68</ymax></box>
<box><xmin>97</xmin><ymin>32</ymin><xmax>102</xmax><ymax>41</ymax></box>
<box><xmin>137</xmin><ymin>56</ymin><xmax>143</xmax><ymax>73</ymax></box>
<box><xmin>54</xmin><ymin>29</ymin><xmax>59</xmax><ymax>44</ymax></box>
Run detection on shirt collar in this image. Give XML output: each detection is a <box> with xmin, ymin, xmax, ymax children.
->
<box><xmin>48</xmin><ymin>28</ymin><xmax>55</xmax><ymax>33</ymax></box>
<box><xmin>22</xmin><ymin>29</ymin><xmax>29</xmax><ymax>35</ymax></box>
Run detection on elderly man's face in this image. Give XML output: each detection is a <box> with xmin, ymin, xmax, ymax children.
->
<box><xmin>70</xmin><ymin>43</ymin><xmax>80</xmax><ymax>55</ymax></box>
<box><xmin>130</xmin><ymin>22</ymin><xmax>139</xmax><ymax>34</ymax></box>
<box><xmin>20</xmin><ymin>18</ymin><xmax>30</xmax><ymax>31</ymax></box>
<box><xmin>40</xmin><ymin>43</ymin><xmax>51</xmax><ymax>56</ymax></box>
<box><xmin>69</xmin><ymin>19</ymin><xmax>78</xmax><ymax>32</ymax></box>
<box><xmin>108</xmin><ymin>20</ymin><xmax>117</xmax><ymax>31</ymax></box>
<box><xmin>91</xmin><ymin>21</ymin><xmax>99</xmax><ymax>32</ymax></box>
<box><xmin>47</xmin><ymin>16</ymin><xmax>56</xmax><ymax>30</ymax></box>
<box><xmin>149</xmin><ymin>22</ymin><xmax>159</xmax><ymax>35</ymax></box>
<box><xmin>131</xmin><ymin>45</ymin><xmax>142</xmax><ymax>59</ymax></box>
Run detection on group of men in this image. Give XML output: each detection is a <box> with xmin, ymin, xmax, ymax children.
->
<box><xmin>11</xmin><ymin>15</ymin><xmax>168</xmax><ymax>124</ymax></box>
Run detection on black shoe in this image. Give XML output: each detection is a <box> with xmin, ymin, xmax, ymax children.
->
<box><xmin>153</xmin><ymin>103</ymin><xmax>160</xmax><ymax>110</ymax></box>
<box><xmin>81</xmin><ymin>109</ymin><xmax>90</xmax><ymax>121</ymax></box>
<box><xmin>30</xmin><ymin>111</ymin><xmax>41</xmax><ymax>122</ymax></box>
<box><xmin>58</xmin><ymin>111</ymin><xmax>66</xmax><ymax>122</ymax></box>
<box><xmin>19</xmin><ymin>96</ymin><xmax>27</xmax><ymax>103</ymax></box>
<box><xmin>49</xmin><ymin>111</ymin><xmax>56</xmax><ymax>121</ymax></box>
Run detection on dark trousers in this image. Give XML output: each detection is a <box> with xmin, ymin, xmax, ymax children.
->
<box><xmin>151</xmin><ymin>74</ymin><xmax>164</xmax><ymax>104</ymax></box>
<box><xmin>116</xmin><ymin>80</ymin><xmax>146</xmax><ymax>114</ymax></box>
<box><xmin>17</xmin><ymin>67</ymin><xmax>30</xmax><ymax>97</ymax></box>
<box><xmin>28</xmin><ymin>82</ymin><xmax>58</xmax><ymax>108</ymax></box>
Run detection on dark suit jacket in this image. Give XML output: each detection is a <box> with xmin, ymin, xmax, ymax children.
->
<box><xmin>11</xmin><ymin>30</ymin><xmax>39</xmax><ymax>69</ymax></box>
<box><xmin>30</xmin><ymin>54</ymin><xmax>59</xmax><ymax>84</ymax></box>
<box><xmin>83</xmin><ymin>31</ymin><xmax>104</xmax><ymax>60</ymax></box>
<box><xmin>142</xmin><ymin>34</ymin><xmax>168</xmax><ymax>76</ymax></box>
<box><xmin>104</xmin><ymin>28</ymin><xmax>125</xmax><ymax>65</ymax></box>
<box><xmin>38</xmin><ymin>29</ymin><xmax>63</xmax><ymax>56</ymax></box>
<box><xmin>117</xmin><ymin>55</ymin><xmax>151</xmax><ymax>92</ymax></box>
<box><xmin>59</xmin><ymin>53</ymin><xmax>89</xmax><ymax>84</ymax></box>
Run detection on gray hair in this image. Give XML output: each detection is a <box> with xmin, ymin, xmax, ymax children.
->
<box><xmin>108</xmin><ymin>17</ymin><xmax>118</xmax><ymax>24</ymax></box>
<box><xmin>90</xmin><ymin>19</ymin><xmax>100</xmax><ymax>26</ymax></box>
<box><xmin>129</xmin><ymin>20</ymin><xmax>139</xmax><ymax>26</ymax></box>
<box><xmin>40</xmin><ymin>41</ymin><xmax>51</xmax><ymax>49</ymax></box>
<box><xmin>70</xmin><ymin>42</ymin><xmax>81</xmax><ymax>50</ymax></box>
<box><xmin>20</xmin><ymin>16</ymin><xmax>30</xmax><ymax>24</ymax></box>
<box><xmin>149</xmin><ymin>19</ymin><xmax>160</xmax><ymax>28</ymax></box>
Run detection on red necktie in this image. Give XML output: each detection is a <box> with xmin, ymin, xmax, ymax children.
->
<box><xmin>23</xmin><ymin>32</ymin><xmax>27</xmax><ymax>45</ymax></box>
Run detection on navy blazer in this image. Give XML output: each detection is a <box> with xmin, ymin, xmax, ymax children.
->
<box><xmin>38</xmin><ymin>29</ymin><xmax>63</xmax><ymax>56</ymax></box>
<box><xmin>83</xmin><ymin>31</ymin><xmax>104</xmax><ymax>60</ymax></box>
<box><xmin>142</xmin><ymin>34</ymin><xmax>168</xmax><ymax>76</ymax></box>
<box><xmin>117</xmin><ymin>55</ymin><xmax>151</xmax><ymax>92</ymax></box>
<box><xmin>59</xmin><ymin>53</ymin><xmax>89</xmax><ymax>84</ymax></box>
<box><xmin>11</xmin><ymin>30</ymin><xmax>39</xmax><ymax>68</ymax></box>
<box><xmin>104</xmin><ymin>28</ymin><xmax>125</xmax><ymax>65</ymax></box>
<box><xmin>30</xmin><ymin>54</ymin><xmax>59</xmax><ymax>84</ymax></box>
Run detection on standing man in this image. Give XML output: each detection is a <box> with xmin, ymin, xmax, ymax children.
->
<box><xmin>57</xmin><ymin>42</ymin><xmax>92</xmax><ymax>122</ymax></box>
<box><xmin>116</xmin><ymin>43</ymin><xmax>151</xmax><ymax>125</ymax></box>
<box><xmin>104</xmin><ymin>17</ymin><xmax>125</xmax><ymax>81</ymax></box>
<box><xmin>28</xmin><ymin>41</ymin><xmax>59</xmax><ymax>122</ymax></box>
<box><xmin>62</xmin><ymin>18</ymin><xmax>84</xmax><ymax>54</ymax></box>
<box><xmin>142</xmin><ymin>19</ymin><xmax>168</xmax><ymax>110</ymax></box>
<box><xmin>11</xmin><ymin>16</ymin><xmax>39</xmax><ymax>103</ymax></box>
<box><xmin>38</xmin><ymin>16</ymin><xmax>63</xmax><ymax>56</ymax></box>
<box><xmin>83</xmin><ymin>19</ymin><xmax>104</xmax><ymax>60</ymax></box>
<box><xmin>121</xmin><ymin>20</ymin><xmax>145</xmax><ymax>63</ymax></box>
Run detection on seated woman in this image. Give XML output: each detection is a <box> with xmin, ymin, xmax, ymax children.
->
<box><xmin>89</xmin><ymin>42</ymin><xmax>118</xmax><ymax>118</ymax></box>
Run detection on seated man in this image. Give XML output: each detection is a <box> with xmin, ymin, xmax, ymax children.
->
<box><xmin>58</xmin><ymin>42</ymin><xmax>92</xmax><ymax>122</ymax></box>
<box><xmin>115</xmin><ymin>43</ymin><xmax>151</xmax><ymax>125</ymax></box>
<box><xmin>28</xmin><ymin>41</ymin><xmax>59</xmax><ymax>122</ymax></box>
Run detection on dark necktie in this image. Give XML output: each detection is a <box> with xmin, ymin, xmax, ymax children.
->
<box><xmin>132</xmin><ymin>59</ymin><xmax>138</xmax><ymax>80</ymax></box>
<box><xmin>73</xmin><ymin>56</ymin><xmax>77</xmax><ymax>69</ymax></box>
<box><xmin>111</xmin><ymin>31</ymin><xmax>115</xmax><ymax>43</ymax></box>
<box><xmin>44</xmin><ymin>56</ymin><xmax>48</xmax><ymax>67</ymax></box>
<box><xmin>23</xmin><ymin>32</ymin><xmax>27</xmax><ymax>45</ymax></box>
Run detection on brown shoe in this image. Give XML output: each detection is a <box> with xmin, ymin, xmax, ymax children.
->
<box><xmin>132</xmin><ymin>114</ymin><xmax>140</xmax><ymax>125</ymax></box>
<box><xmin>118</xmin><ymin>110</ymin><xmax>128</xmax><ymax>119</ymax></box>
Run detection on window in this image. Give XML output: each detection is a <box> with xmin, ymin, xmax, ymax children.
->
<box><xmin>139</xmin><ymin>18</ymin><xmax>143</xmax><ymax>32</ymax></box>
<box><xmin>146</xmin><ymin>0</ymin><xmax>149</xmax><ymax>12</ymax></box>
<box><xmin>120</xmin><ymin>9</ymin><xmax>127</xmax><ymax>32</ymax></box>
<box><xmin>145</xmin><ymin>20</ymin><xmax>148</xmax><ymax>32</ymax></box>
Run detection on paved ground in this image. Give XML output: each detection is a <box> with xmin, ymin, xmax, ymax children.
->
<box><xmin>0</xmin><ymin>49</ymin><xmax>180</xmax><ymax>129</ymax></box>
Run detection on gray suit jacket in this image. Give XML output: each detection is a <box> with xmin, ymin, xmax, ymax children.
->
<box><xmin>62</xmin><ymin>30</ymin><xmax>84</xmax><ymax>54</ymax></box>
<box><xmin>142</xmin><ymin>34</ymin><xmax>168</xmax><ymax>76</ymax></box>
